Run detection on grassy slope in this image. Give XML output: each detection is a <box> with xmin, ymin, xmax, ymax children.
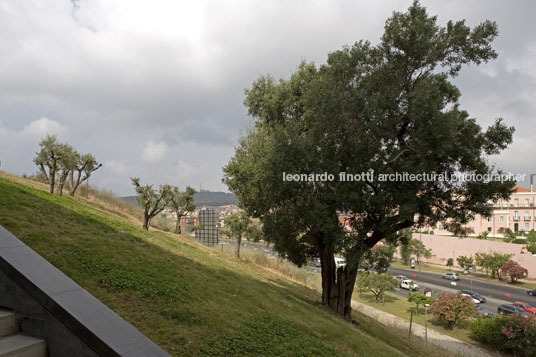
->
<box><xmin>0</xmin><ymin>174</ymin><xmax>448</xmax><ymax>356</ymax></box>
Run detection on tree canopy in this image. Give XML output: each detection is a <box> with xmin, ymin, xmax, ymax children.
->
<box><xmin>33</xmin><ymin>135</ymin><xmax>101</xmax><ymax>196</ymax></box>
<box><xmin>131</xmin><ymin>177</ymin><xmax>172</xmax><ymax>231</ymax></box>
<box><xmin>225</xmin><ymin>211</ymin><xmax>253</xmax><ymax>258</ymax></box>
<box><xmin>169</xmin><ymin>186</ymin><xmax>196</xmax><ymax>234</ymax></box>
<box><xmin>223</xmin><ymin>0</ymin><xmax>515</xmax><ymax>320</ymax></box>
<box><xmin>408</xmin><ymin>291</ymin><xmax>434</xmax><ymax>314</ymax></box>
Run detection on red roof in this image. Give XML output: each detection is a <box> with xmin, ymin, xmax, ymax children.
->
<box><xmin>514</xmin><ymin>186</ymin><xmax>531</xmax><ymax>192</ymax></box>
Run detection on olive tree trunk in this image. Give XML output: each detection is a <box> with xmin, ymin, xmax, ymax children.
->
<box><xmin>317</xmin><ymin>240</ymin><xmax>359</xmax><ymax>321</ymax></box>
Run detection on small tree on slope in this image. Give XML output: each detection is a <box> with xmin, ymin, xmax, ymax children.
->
<box><xmin>131</xmin><ymin>177</ymin><xmax>172</xmax><ymax>231</ymax></box>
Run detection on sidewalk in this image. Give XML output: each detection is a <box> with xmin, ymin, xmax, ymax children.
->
<box><xmin>352</xmin><ymin>300</ymin><xmax>498</xmax><ymax>357</ymax></box>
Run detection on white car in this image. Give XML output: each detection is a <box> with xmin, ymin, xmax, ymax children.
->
<box><xmin>442</xmin><ymin>273</ymin><xmax>460</xmax><ymax>281</ymax></box>
<box><xmin>334</xmin><ymin>257</ymin><xmax>346</xmax><ymax>268</ymax></box>
<box><xmin>400</xmin><ymin>279</ymin><xmax>419</xmax><ymax>291</ymax></box>
<box><xmin>461</xmin><ymin>293</ymin><xmax>481</xmax><ymax>304</ymax></box>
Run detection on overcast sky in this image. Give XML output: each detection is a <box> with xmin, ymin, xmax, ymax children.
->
<box><xmin>0</xmin><ymin>0</ymin><xmax>535</xmax><ymax>196</ymax></box>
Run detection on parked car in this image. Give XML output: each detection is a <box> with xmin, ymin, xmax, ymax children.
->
<box><xmin>442</xmin><ymin>273</ymin><xmax>460</xmax><ymax>281</ymax></box>
<box><xmin>497</xmin><ymin>304</ymin><xmax>532</xmax><ymax>318</ymax></box>
<box><xmin>461</xmin><ymin>290</ymin><xmax>487</xmax><ymax>303</ymax></box>
<box><xmin>511</xmin><ymin>302</ymin><xmax>536</xmax><ymax>314</ymax></box>
<box><xmin>400</xmin><ymin>279</ymin><xmax>419</xmax><ymax>291</ymax></box>
<box><xmin>393</xmin><ymin>275</ymin><xmax>409</xmax><ymax>282</ymax></box>
<box><xmin>527</xmin><ymin>289</ymin><xmax>536</xmax><ymax>297</ymax></box>
<box><xmin>475</xmin><ymin>304</ymin><xmax>493</xmax><ymax>317</ymax></box>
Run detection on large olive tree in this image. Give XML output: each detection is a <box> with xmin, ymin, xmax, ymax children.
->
<box><xmin>223</xmin><ymin>1</ymin><xmax>515</xmax><ymax>320</ymax></box>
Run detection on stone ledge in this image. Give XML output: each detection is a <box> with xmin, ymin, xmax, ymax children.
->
<box><xmin>0</xmin><ymin>225</ymin><xmax>170</xmax><ymax>357</ymax></box>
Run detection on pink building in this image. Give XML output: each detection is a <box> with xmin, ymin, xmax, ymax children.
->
<box><xmin>427</xmin><ymin>186</ymin><xmax>536</xmax><ymax>237</ymax></box>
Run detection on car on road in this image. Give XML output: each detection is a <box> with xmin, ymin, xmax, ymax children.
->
<box><xmin>461</xmin><ymin>290</ymin><xmax>487</xmax><ymax>303</ymax></box>
<box><xmin>400</xmin><ymin>279</ymin><xmax>419</xmax><ymax>291</ymax></box>
<box><xmin>461</xmin><ymin>293</ymin><xmax>481</xmax><ymax>304</ymax></box>
<box><xmin>527</xmin><ymin>289</ymin><xmax>536</xmax><ymax>297</ymax></box>
<box><xmin>334</xmin><ymin>257</ymin><xmax>346</xmax><ymax>268</ymax></box>
<box><xmin>512</xmin><ymin>302</ymin><xmax>536</xmax><ymax>314</ymax></box>
<box><xmin>475</xmin><ymin>304</ymin><xmax>493</xmax><ymax>317</ymax></box>
<box><xmin>393</xmin><ymin>275</ymin><xmax>409</xmax><ymax>282</ymax></box>
<box><xmin>442</xmin><ymin>273</ymin><xmax>460</xmax><ymax>281</ymax></box>
<box><xmin>497</xmin><ymin>304</ymin><xmax>532</xmax><ymax>318</ymax></box>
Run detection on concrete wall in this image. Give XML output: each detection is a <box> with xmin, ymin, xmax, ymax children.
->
<box><xmin>0</xmin><ymin>225</ymin><xmax>170</xmax><ymax>357</ymax></box>
<box><xmin>411</xmin><ymin>233</ymin><xmax>536</xmax><ymax>278</ymax></box>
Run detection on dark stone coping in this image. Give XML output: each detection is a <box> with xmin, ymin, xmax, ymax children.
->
<box><xmin>0</xmin><ymin>225</ymin><xmax>170</xmax><ymax>357</ymax></box>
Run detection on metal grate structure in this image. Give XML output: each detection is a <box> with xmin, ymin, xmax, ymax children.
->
<box><xmin>195</xmin><ymin>208</ymin><xmax>219</xmax><ymax>246</ymax></box>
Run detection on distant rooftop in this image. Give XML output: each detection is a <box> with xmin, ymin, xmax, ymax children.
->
<box><xmin>514</xmin><ymin>186</ymin><xmax>532</xmax><ymax>192</ymax></box>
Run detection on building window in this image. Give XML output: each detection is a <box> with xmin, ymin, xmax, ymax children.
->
<box><xmin>500</xmin><ymin>216</ymin><xmax>504</xmax><ymax>222</ymax></box>
<box><xmin>487</xmin><ymin>227</ymin><xmax>492</xmax><ymax>232</ymax></box>
<box><xmin>525</xmin><ymin>223</ymin><xmax>530</xmax><ymax>230</ymax></box>
<box><xmin>515</xmin><ymin>211</ymin><xmax>519</xmax><ymax>218</ymax></box>
<box><xmin>525</xmin><ymin>199</ymin><xmax>530</xmax><ymax>206</ymax></box>
<box><xmin>525</xmin><ymin>211</ymin><xmax>530</xmax><ymax>218</ymax></box>
<box><xmin>514</xmin><ymin>199</ymin><xmax>519</xmax><ymax>207</ymax></box>
<box><xmin>438</xmin><ymin>224</ymin><xmax>444</xmax><ymax>231</ymax></box>
<box><xmin>487</xmin><ymin>217</ymin><xmax>491</xmax><ymax>222</ymax></box>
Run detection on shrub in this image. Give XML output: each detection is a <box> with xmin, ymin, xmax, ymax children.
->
<box><xmin>501</xmin><ymin>314</ymin><xmax>536</xmax><ymax>356</ymax></box>
<box><xmin>470</xmin><ymin>315</ymin><xmax>509</xmax><ymax>348</ymax></box>
<box><xmin>471</xmin><ymin>314</ymin><xmax>536</xmax><ymax>356</ymax></box>
<box><xmin>526</xmin><ymin>230</ymin><xmax>536</xmax><ymax>254</ymax></box>
<box><xmin>476</xmin><ymin>232</ymin><xmax>488</xmax><ymax>239</ymax></box>
<box><xmin>429</xmin><ymin>292</ymin><xmax>478</xmax><ymax>328</ymax></box>
<box><xmin>501</xmin><ymin>260</ymin><xmax>528</xmax><ymax>283</ymax></box>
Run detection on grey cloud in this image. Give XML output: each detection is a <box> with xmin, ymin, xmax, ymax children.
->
<box><xmin>0</xmin><ymin>0</ymin><xmax>535</xmax><ymax>194</ymax></box>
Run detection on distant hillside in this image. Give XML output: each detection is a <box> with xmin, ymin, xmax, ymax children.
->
<box><xmin>120</xmin><ymin>190</ymin><xmax>238</xmax><ymax>207</ymax></box>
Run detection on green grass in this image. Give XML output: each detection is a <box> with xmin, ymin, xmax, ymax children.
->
<box><xmin>0</xmin><ymin>174</ymin><xmax>452</xmax><ymax>357</ymax></box>
<box><xmin>353</xmin><ymin>291</ymin><xmax>474</xmax><ymax>343</ymax></box>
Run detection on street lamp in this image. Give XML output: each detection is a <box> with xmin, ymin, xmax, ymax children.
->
<box><xmin>425</xmin><ymin>304</ymin><xmax>429</xmax><ymax>341</ymax></box>
<box><xmin>424</xmin><ymin>290</ymin><xmax>432</xmax><ymax>342</ymax></box>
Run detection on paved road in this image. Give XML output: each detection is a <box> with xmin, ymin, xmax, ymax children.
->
<box><xmin>228</xmin><ymin>240</ymin><xmax>536</xmax><ymax>313</ymax></box>
<box><xmin>389</xmin><ymin>279</ymin><xmax>501</xmax><ymax>316</ymax></box>
<box><xmin>389</xmin><ymin>266</ymin><xmax>536</xmax><ymax>306</ymax></box>
<box><xmin>309</xmin><ymin>265</ymin><xmax>535</xmax><ymax>314</ymax></box>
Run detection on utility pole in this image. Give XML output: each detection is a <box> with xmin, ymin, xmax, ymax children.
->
<box><xmin>419</xmin><ymin>231</ymin><xmax>422</xmax><ymax>281</ymax></box>
<box><xmin>425</xmin><ymin>305</ymin><xmax>428</xmax><ymax>341</ymax></box>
